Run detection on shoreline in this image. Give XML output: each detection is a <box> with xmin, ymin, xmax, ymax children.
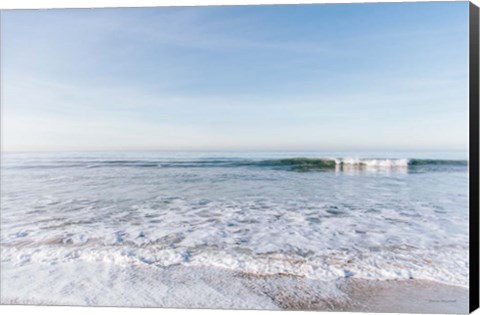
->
<box><xmin>1</xmin><ymin>262</ymin><xmax>469</xmax><ymax>313</ymax></box>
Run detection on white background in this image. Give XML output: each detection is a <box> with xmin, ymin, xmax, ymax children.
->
<box><xmin>0</xmin><ymin>0</ymin><xmax>479</xmax><ymax>315</ymax></box>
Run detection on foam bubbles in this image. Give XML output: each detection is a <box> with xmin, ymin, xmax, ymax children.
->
<box><xmin>1</xmin><ymin>152</ymin><xmax>470</xmax><ymax>292</ymax></box>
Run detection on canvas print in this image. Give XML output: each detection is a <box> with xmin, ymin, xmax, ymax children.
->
<box><xmin>0</xmin><ymin>1</ymin><xmax>476</xmax><ymax>313</ymax></box>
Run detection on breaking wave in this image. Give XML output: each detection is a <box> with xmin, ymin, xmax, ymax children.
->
<box><xmin>7</xmin><ymin>157</ymin><xmax>468</xmax><ymax>172</ymax></box>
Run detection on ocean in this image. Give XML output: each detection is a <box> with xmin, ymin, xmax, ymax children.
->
<box><xmin>0</xmin><ymin>151</ymin><xmax>470</xmax><ymax>309</ymax></box>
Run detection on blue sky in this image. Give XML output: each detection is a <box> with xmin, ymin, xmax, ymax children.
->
<box><xmin>1</xmin><ymin>2</ymin><xmax>470</xmax><ymax>151</ymax></box>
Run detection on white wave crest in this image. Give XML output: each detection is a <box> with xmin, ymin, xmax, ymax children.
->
<box><xmin>335</xmin><ymin>158</ymin><xmax>410</xmax><ymax>168</ymax></box>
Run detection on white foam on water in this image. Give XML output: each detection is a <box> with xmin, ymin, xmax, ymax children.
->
<box><xmin>335</xmin><ymin>158</ymin><xmax>410</xmax><ymax>168</ymax></box>
<box><xmin>0</xmin><ymin>152</ymin><xmax>470</xmax><ymax>305</ymax></box>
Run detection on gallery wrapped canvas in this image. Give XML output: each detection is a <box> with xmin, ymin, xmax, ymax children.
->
<box><xmin>0</xmin><ymin>0</ymin><xmax>479</xmax><ymax>313</ymax></box>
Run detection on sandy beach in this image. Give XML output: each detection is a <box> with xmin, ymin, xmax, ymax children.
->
<box><xmin>1</xmin><ymin>262</ymin><xmax>469</xmax><ymax>313</ymax></box>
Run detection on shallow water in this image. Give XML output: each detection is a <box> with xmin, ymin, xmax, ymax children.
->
<box><xmin>0</xmin><ymin>151</ymin><xmax>469</xmax><ymax>300</ymax></box>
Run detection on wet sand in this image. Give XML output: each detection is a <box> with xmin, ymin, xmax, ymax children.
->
<box><xmin>0</xmin><ymin>262</ymin><xmax>469</xmax><ymax>313</ymax></box>
<box><xmin>338</xmin><ymin>278</ymin><xmax>469</xmax><ymax>313</ymax></box>
<box><xmin>237</xmin><ymin>271</ymin><xmax>469</xmax><ymax>313</ymax></box>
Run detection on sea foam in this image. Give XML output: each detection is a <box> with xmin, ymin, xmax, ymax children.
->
<box><xmin>0</xmin><ymin>151</ymin><xmax>470</xmax><ymax>303</ymax></box>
